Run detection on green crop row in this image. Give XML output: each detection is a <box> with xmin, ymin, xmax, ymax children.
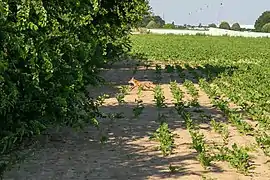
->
<box><xmin>130</xmin><ymin>34</ymin><xmax>270</xmax><ymax>125</ymax></box>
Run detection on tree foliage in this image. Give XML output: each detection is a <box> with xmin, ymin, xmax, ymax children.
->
<box><xmin>231</xmin><ymin>23</ymin><xmax>241</xmax><ymax>31</ymax></box>
<box><xmin>219</xmin><ymin>21</ymin><xmax>230</xmax><ymax>30</ymax></box>
<box><xmin>208</xmin><ymin>23</ymin><xmax>217</xmax><ymax>28</ymax></box>
<box><xmin>255</xmin><ymin>11</ymin><xmax>270</xmax><ymax>31</ymax></box>
<box><xmin>163</xmin><ymin>23</ymin><xmax>175</xmax><ymax>29</ymax></box>
<box><xmin>261</xmin><ymin>23</ymin><xmax>270</xmax><ymax>33</ymax></box>
<box><xmin>138</xmin><ymin>15</ymin><xmax>165</xmax><ymax>28</ymax></box>
<box><xmin>0</xmin><ymin>0</ymin><xmax>149</xmax><ymax>175</ymax></box>
<box><xmin>146</xmin><ymin>20</ymin><xmax>158</xmax><ymax>29</ymax></box>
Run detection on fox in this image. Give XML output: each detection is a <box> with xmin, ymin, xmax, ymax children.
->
<box><xmin>128</xmin><ymin>77</ymin><xmax>156</xmax><ymax>91</ymax></box>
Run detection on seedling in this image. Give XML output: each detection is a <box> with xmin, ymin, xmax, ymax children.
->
<box><xmin>132</xmin><ymin>99</ymin><xmax>144</xmax><ymax>118</ymax></box>
<box><xmin>150</xmin><ymin>122</ymin><xmax>175</xmax><ymax>156</ymax></box>
<box><xmin>155</xmin><ymin>64</ymin><xmax>162</xmax><ymax>81</ymax></box>
<box><xmin>169</xmin><ymin>164</ymin><xmax>183</xmax><ymax>173</ymax></box>
<box><xmin>100</xmin><ymin>135</ymin><xmax>108</xmax><ymax>145</ymax></box>
<box><xmin>116</xmin><ymin>93</ymin><xmax>125</xmax><ymax>104</ymax></box>
<box><xmin>214</xmin><ymin>143</ymin><xmax>251</xmax><ymax>175</ymax></box>
<box><xmin>255</xmin><ymin>131</ymin><xmax>270</xmax><ymax>156</ymax></box>
<box><xmin>165</xmin><ymin>64</ymin><xmax>175</xmax><ymax>73</ymax></box>
<box><xmin>115</xmin><ymin>85</ymin><xmax>130</xmax><ymax>104</ymax></box>
<box><xmin>119</xmin><ymin>85</ymin><xmax>130</xmax><ymax>95</ymax></box>
<box><xmin>154</xmin><ymin>85</ymin><xmax>166</xmax><ymax>108</ymax></box>
<box><xmin>137</xmin><ymin>85</ymin><xmax>143</xmax><ymax>99</ymax></box>
<box><xmin>210</xmin><ymin>119</ymin><xmax>229</xmax><ymax>144</ymax></box>
<box><xmin>183</xmin><ymin>80</ymin><xmax>199</xmax><ymax>106</ymax></box>
<box><xmin>95</xmin><ymin>94</ymin><xmax>109</xmax><ymax>107</ymax></box>
<box><xmin>169</xmin><ymin>81</ymin><xmax>184</xmax><ymax>104</ymax></box>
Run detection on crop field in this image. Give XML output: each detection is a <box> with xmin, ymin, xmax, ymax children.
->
<box><xmin>4</xmin><ymin>34</ymin><xmax>270</xmax><ymax>180</ymax></box>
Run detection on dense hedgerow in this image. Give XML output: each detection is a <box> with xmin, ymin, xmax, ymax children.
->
<box><xmin>0</xmin><ymin>0</ymin><xmax>149</xmax><ymax>174</ymax></box>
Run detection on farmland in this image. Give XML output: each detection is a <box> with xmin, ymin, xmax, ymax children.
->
<box><xmin>4</xmin><ymin>34</ymin><xmax>270</xmax><ymax>179</ymax></box>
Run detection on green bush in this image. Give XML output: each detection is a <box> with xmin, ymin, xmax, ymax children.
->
<box><xmin>208</xmin><ymin>23</ymin><xmax>217</xmax><ymax>28</ymax></box>
<box><xmin>261</xmin><ymin>23</ymin><xmax>270</xmax><ymax>32</ymax></box>
<box><xmin>231</xmin><ymin>23</ymin><xmax>241</xmax><ymax>31</ymax></box>
<box><xmin>255</xmin><ymin>11</ymin><xmax>270</xmax><ymax>31</ymax></box>
<box><xmin>0</xmin><ymin>0</ymin><xmax>149</xmax><ymax>175</ymax></box>
<box><xmin>219</xmin><ymin>21</ymin><xmax>230</xmax><ymax>30</ymax></box>
<box><xmin>163</xmin><ymin>23</ymin><xmax>176</xmax><ymax>29</ymax></box>
<box><xmin>146</xmin><ymin>20</ymin><xmax>159</xmax><ymax>29</ymax></box>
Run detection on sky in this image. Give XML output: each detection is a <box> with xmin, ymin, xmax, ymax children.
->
<box><xmin>149</xmin><ymin>0</ymin><xmax>270</xmax><ymax>26</ymax></box>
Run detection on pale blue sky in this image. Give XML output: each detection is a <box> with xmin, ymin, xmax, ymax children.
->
<box><xmin>149</xmin><ymin>0</ymin><xmax>270</xmax><ymax>26</ymax></box>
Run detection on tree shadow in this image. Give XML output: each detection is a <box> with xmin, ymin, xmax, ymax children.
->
<box><xmin>3</xmin><ymin>102</ymin><xmax>226</xmax><ymax>180</ymax></box>
<box><xmin>90</xmin><ymin>57</ymin><xmax>237</xmax><ymax>98</ymax></box>
<box><xmin>3</xmin><ymin>59</ymin><xmax>242</xmax><ymax>180</ymax></box>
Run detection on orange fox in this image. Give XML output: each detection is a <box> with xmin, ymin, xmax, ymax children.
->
<box><xmin>128</xmin><ymin>77</ymin><xmax>156</xmax><ymax>91</ymax></box>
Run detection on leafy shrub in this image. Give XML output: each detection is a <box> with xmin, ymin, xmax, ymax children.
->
<box><xmin>208</xmin><ymin>23</ymin><xmax>217</xmax><ymax>28</ymax></box>
<box><xmin>231</xmin><ymin>23</ymin><xmax>241</xmax><ymax>31</ymax></box>
<box><xmin>255</xmin><ymin>11</ymin><xmax>270</xmax><ymax>31</ymax></box>
<box><xmin>146</xmin><ymin>20</ymin><xmax>159</xmax><ymax>29</ymax></box>
<box><xmin>262</xmin><ymin>23</ymin><xmax>270</xmax><ymax>33</ymax></box>
<box><xmin>0</xmin><ymin>0</ymin><xmax>149</xmax><ymax>175</ymax></box>
<box><xmin>219</xmin><ymin>21</ymin><xmax>230</xmax><ymax>30</ymax></box>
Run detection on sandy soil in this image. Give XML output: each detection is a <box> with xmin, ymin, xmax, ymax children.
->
<box><xmin>3</xmin><ymin>60</ymin><xmax>270</xmax><ymax>180</ymax></box>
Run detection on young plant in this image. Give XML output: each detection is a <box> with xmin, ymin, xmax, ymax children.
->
<box><xmin>154</xmin><ymin>85</ymin><xmax>166</xmax><ymax>108</ymax></box>
<box><xmin>190</xmin><ymin>129</ymin><xmax>213</xmax><ymax>168</ymax></box>
<box><xmin>95</xmin><ymin>94</ymin><xmax>109</xmax><ymax>107</ymax></box>
<box><xmin>255</xmin><ymin>131</ymin><xmax>270</xmax><ymax>156</ymax></box>
<box><xmin>107</xmin><ymin>112</ymin><xmax>125</xmax><ymax>124</ymax></box>
<box><xmin>137</xmin><ymin>85</ymin><xmax>143</xmax><ymax>99</ymax></box>
<box><xmin>175</xmin><ymin>64</ymin><xmax>185</xmax><ymax>78</ymax></box>
<box><xmin>227</xmin><ymin>113</ymin><xmax>254</xmax><ymax>135</ymax></box>
<box><xmin>165</xmin><ymin>64</ymin><xmax>175</xmax><ymax>73</ymax></box>
<box><xmin>119</xmin><ymin>85</ymin><xmax>130</xmax><ymax>95</ymax></box>
<box><xmin>169</xmin><ymin>81</ymin><xmax>184</xmax><ymax>104</ymax></box>
<box><xmin>150</xmin><ymin>122</ymin><xmax>175</xmax><ymax>156</ymax></box>
<box><xmin>115</xmin><ymin>85</ymin><xmax>130</xmax><ymax>104</ymax></box>
<box><xmin>132</xmin><ymin>99</ymin><xmax>144</xmax><ymax>118</ymax></box>
<box><xmin>183</xmin><ymin>80</ymin><xmax>199</xmax><ymax>107</ymax></box>
<box><xmin>210</xmin><ymin>119</ymin><xmax>229</xmax><ymax>144</ymax></box>
<box><xmin>168</xmin><ymin>164</ymin><xmax>183</xmax><ymax>173</ymax></box>
<box><xmin>116</xmin><ymin>93</ymin><xmax>125</xmax><ymax>104</ymax></box>
<box><xmin>214</xmin><ymin>143</ymin><xmax>251</xmax><ymax>175</ymax></box>
<box><xmin>155</xmin><ymin>64</ymin><xmax>162</xmax><ymax>81</ymax></box>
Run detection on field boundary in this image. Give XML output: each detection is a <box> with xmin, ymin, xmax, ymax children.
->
<box><xmin>134</xmin><ymin>28</ymin><xmax>270</xmax><ymax>38</ymax></box>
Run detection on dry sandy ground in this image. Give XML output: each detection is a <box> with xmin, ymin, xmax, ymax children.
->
<box><xmin>3</xmin><ymin>60</ymin><xmax>270</xmax><ymax>180</ymax></box>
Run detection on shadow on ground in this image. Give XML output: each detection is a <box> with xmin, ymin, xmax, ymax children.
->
<box><xmin>3</xmin><ymin>59</ymin><xmax>237</xmax><ymax>180</ymax></box>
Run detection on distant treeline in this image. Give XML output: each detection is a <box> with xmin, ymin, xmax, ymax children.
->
<box><xmin>139</xmin><ymin>11</ymin><xmax>270</xmax><ymax>33</ymax></box>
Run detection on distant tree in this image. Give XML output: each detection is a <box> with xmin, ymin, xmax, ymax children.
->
<box><xmin>255</xmin><ymin>11</ymin><xmax>270</xmax><ymax>31</ymax></box>
<box><xmin>137</xmin><ymin>15</ymin><xmax>152</xmax><ymax>27</ymax></box>
<box><xmin>176</xmin><ymin>25</ymin><xmax>186</xmax><ymax>29</ymax></box>
<box><xmin>219</xmin><ymin>21</ymin><xmax>230</xmax><ymax>30</ymax></box>
<box><xmin>261</xmin><ymin>23</ymin><xmax>270</xmax><ymax>32</ymax></box>
<box><xmin>146</xmin><ymin>20</ymin><xmax>159</xmax><ymax>29</ymax></box>
<box><xmin>208</xmin><ymin>23</ymin><xmax>217</xmax><ymax>28</ymax></box>
<box><xmin>231</xmin><ymin>23</ymin><xmax>241</xmax><ymax>31</ymax></box>
<box><xmin>153</xmin><ymin>15</ymin><xmax>165</xmax><ymax>27</ymax></box>
<box><xmin>198</xmin><ymin>23</ymin><xmax>202</xmax><ymax>28</ymax></box>
<box><xmin>137</xmin><ymin>15</ymin><xmax>165</xmax><ymax>28</ymax></box>
<box><xmin>163</xmin><ymin>23</ymin><xmax>175</xmax><ymax>29</ymax></box>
